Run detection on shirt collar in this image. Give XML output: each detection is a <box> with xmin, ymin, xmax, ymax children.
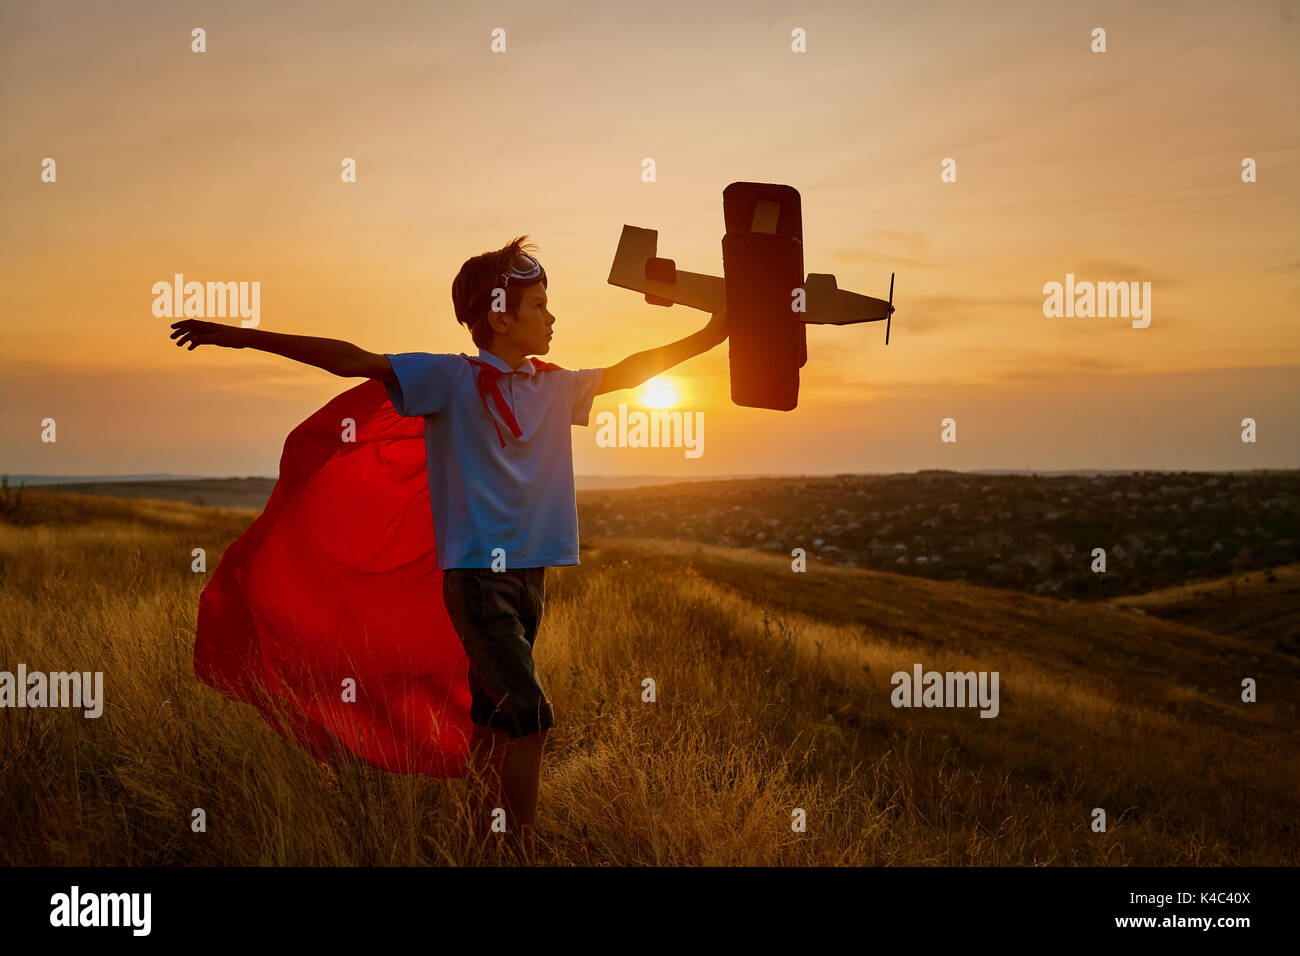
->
<box><xmin>475</xmin><ymin>348</ymin><xmax>535</xmax><ymax>376</ymax></box>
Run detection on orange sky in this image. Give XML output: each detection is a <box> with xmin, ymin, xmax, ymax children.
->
<box><xmin>2</xmin><ymin>0</ymin><xmax>1297</xmax><ymax>478</ymax></box>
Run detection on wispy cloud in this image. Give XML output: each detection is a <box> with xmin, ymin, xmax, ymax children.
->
<box><xmin>868</xmin><ymin>229</ymin><xmax>928</xmax><ymax>256</ymax></box>
<box><xmin>1072</xmin><ymin>260</ymin><xmax>1189</xmax><ymax>287</ymax></box>
<box><xmin>894</xmin><ymin>294</ymin><xmax>1043</xmax><ymax>335</ymax></box>
<box><xmin>832</xmin><ymin>249</ymin><xmax>935</xmax><ymax>269</ymax></box>
<box><xmin>990</xmin><ymin>353</ymin><xmax>1131</xmax><ymax>382</ymax></box>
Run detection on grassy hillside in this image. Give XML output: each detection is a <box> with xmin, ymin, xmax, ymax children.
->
<box><xmin>1114</xmin><ymin>562</ymin><xmax>1300</xmax><ymax>652</ymax></box>
<box><xmin>1</xmin><ymin>490</ymin><xmax>1296</xmax><ymax>865</ymax></box>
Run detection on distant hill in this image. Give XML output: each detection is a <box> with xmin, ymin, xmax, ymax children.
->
<box><xmin>5</xmin><ymin>473</ymin><xmax>211</xmax><ymax>485</ymax></box>
<box><xmin>10</xmin><ymin>477</ymin><xmax>279</xmax><ymax>511</ymax></box>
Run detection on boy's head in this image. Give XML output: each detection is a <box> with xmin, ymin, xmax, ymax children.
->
<box><xmin>452</xmin><ymin>235</ymin><xmax>553</xmax><ymax>358</ymax></box>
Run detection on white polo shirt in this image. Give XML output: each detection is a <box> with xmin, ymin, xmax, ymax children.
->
<box><xmin>382</xmin><ymin>347</ymin><xmax>604</xmax><ymax>570</ymax></box>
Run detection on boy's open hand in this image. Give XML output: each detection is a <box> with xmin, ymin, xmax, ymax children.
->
<box><xmin>704</xmin><ymin>309</ymin><xmax>728</xmax><ymax>347</ymax></box>
<box><xmin>170</xmin><ymin>319</ymin><xmax>246</xmax><ymax>350</ymax></box>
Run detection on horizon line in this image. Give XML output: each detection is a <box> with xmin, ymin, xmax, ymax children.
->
<box><xmin>6</xmin><ymin>467</ymin><xmax>1297</xmax><ymax>486</ymax></box>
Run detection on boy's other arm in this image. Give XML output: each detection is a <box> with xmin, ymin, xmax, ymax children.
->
<box><xmin>169</xmin><ymin>319</ymin><xmax>397</xmax><ymax>385</ymax></box>
<box><xmin>595</xmin><ymin>310</ymin><xmax>727</xmax><ymax>395</ymax></box>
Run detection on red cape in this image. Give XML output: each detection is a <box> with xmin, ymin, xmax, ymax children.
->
<box><xmin>194</xmin><ymin>378</ymin><xmax>473</xmax><ymax>776</ymax></box>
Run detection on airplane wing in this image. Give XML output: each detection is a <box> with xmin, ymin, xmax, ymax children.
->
<box><xmin>800</xmin><ymin>273</ymin><xmax>894</xmax><ymax>326</ymax></box>
<box><xmin>607</xmin><ymin>225</ymin><xmax>728</xmax><ymax>314</ymax></box>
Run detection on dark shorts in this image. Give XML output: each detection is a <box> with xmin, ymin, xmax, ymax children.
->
<box><xmin>441</xmin><ymin>566</ymin><xmax>554</xmax><ymax>739</ymax></box>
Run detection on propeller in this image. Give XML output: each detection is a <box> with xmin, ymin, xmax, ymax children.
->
<box><xmin>885</xmin><ymin>272</ymin><xmax>894</xmax><ymax>345</ymax></box>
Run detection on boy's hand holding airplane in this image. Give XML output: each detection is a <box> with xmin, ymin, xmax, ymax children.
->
<box><xmin>703</xmin><ymin>309</ymin><xmax>729</xmax><ymax>347</ymax></box>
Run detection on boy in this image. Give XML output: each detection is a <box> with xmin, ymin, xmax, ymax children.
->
<box><xmin>170</xmin><ymin>236</ymin><xmax>728</xmax><ymax>864</ymax></box>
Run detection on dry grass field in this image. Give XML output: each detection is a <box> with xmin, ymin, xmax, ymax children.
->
<box><xmin>2</xmin><ymin>489</ymin><xmax>1297</xmax><ymax>865</ymax></box>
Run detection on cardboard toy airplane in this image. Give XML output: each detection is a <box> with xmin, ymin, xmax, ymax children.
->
<box><xmin>607</xmin><ymin>181</ymin><xmax>896</xmax><ymax>411</ymax></box>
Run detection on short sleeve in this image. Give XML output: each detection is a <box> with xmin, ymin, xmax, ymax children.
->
<box><xmin>383</xmin><ymin>352</ymin><xmax>464</xmax><ymax>417</ymax></box>
<box><xmin>565</xmin><ymin>368</ymin><xmax>604</xmax><ymax>426</ymax></box>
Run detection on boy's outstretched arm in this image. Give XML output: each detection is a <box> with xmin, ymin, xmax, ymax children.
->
<box><xmin>596</xmin><ymin>310</ymin><xmax>727</xmax><ymax>395</ymax></box>
<box><xmin>169</xmin><ymin>319</ymin><xmax>396</xmax><ymax>385</ymax></box>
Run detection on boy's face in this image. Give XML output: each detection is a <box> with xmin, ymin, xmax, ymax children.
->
<box><xmin>492</xmin><ymin>281</ymin><xmax>553</xmax><ymax>356</ymax></box>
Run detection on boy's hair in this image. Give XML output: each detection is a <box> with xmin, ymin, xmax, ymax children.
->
<box><xmin>451</xmin><ymin>235</ymin><xmax>548</xmax><ymax>349</ymax></box>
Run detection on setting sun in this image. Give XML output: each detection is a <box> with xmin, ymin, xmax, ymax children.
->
<box><xmin>639</xmin><ymin>378</ymin><xmax>679</xmax><ymax>409</ymax></box>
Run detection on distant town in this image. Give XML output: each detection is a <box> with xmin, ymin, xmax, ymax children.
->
<box><xmin>578</xmin><ymin>470</ymin><xmax>1299</xmax><ymax>599</ymax></box>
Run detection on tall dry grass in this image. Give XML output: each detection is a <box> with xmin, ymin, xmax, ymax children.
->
<box><xmin>1</xmin><ymin>491</ymin><xmax>1296</xmax><ymax>865</ymax></box>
